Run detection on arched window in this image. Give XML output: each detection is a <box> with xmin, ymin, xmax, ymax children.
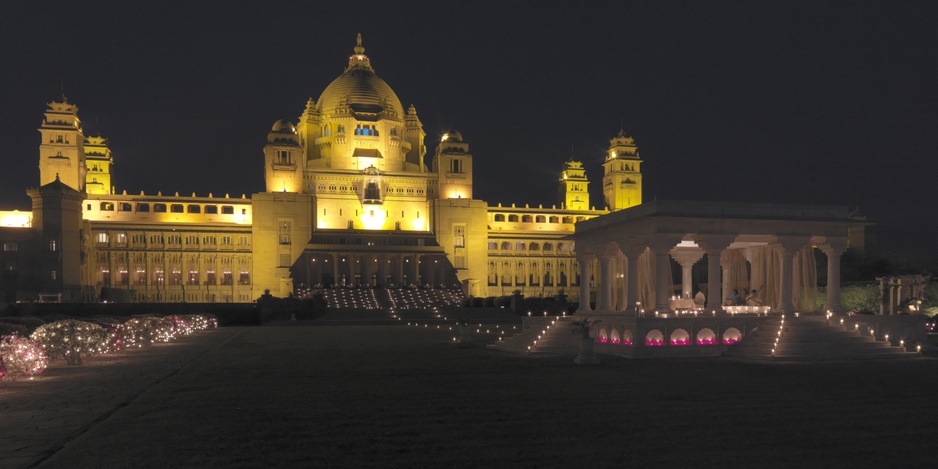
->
<box><xmin>488</xmin><ymin>242</ymin><xmax>498</xmax><ymax>250</ymax></box>
<box><xmin>535</xmin><ymin>215</ymin><xmax>546</xmax><ymax>223</ymax></box>
<box><xmin>529</xmin><ymin>243</ymin><xmax>539</xmax><ymax>251</ymax></box>
<box><xmin>501</xmin><ymin>242</ymin><xmax>512</xmax><ymax>250</ymax></box>
<box><xmin>521</xmin><ymin>215</ymin><xmax>533</xmax><ymax>223</ymax></box>
<box><xmin>494</xmin><ymin>214</ymin><xmax>505</xmax><ymax>222</ymax></box>
<box><xmin>543</xmin><ymin>243</ymin><xmax>553</xmax><ymax>251</ymax></box>
<box><xmin>516</xmin><ymin>242</ymin><xmax>526</xmax><ymax>251</ymax></box>
<box><xmin>558</xmin><ymin>243</ymin><xmax>567</xmax><ymax>252</ymax></box>
<box><xmin>508</xmin><ymin>215</ymin><xmax>519</xmax><ymax>222</ymax></box>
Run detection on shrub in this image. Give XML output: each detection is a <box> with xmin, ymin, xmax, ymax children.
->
<box><xmin>484</xmin><ymin>297</ymin><xmax>495</xmax><ymax>307</ymax></box>
<box><xmin>0</xmin><ymin>317</ymin><xmax>45</xmax><ymax>335</ymax></box>
<box><xmin>122</xmin><ymin>317</ymin><xmax>175</xmax><ymax>348</ymax></box>
<box><xmin>0</xmin><ymin>323</ymin><xmax>27</xmax><ymax>337</ymax></box>
<box><xmin>470</xmin><ymin>297</ymin><xmax>484</xmax><ymax>308</ymax></box>
<box><xmin>0</xmin><ymin>335</ymin><xmax>48</xmax><ymax>380</ymax></box>
<box><xmin>840</xmin><ymin>284</ymin><xmax>881</xmax><ymax>314</ymax></box>
<box><xmin>493</xmin><ymin>296</ymin><xmax>511</xmax><ymax>308</ymax></box>
<box><xmin>30</xmin><ymin>320</ymin><xmax>110</xmax><ymax>365</ymax></box>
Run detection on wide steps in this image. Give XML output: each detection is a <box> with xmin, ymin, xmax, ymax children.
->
<box><xmin>489</xmin><ymin>317</ymin><xmax>577</xmax><ymax>355</ymax></box>
<box><xmin>725</xmin><ymin>316</ymin><xmax>919</xmax><ymax>362</ymax></box>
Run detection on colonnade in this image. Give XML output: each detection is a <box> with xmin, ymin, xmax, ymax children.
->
<box><xmin>302</xmin><ymin>252</ymin><xmax>447</xmax><ymax>288</ymax></box>
<box><xmin>576</xmin><ymin>236</ymin><xmax>848</xmax><ymax>316</ymax></box>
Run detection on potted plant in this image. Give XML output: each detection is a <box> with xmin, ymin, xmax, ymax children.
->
<box><xmin>571</xmin><ymin>317</ymin><xmax>600</xmax><ymax>364</ymax></box>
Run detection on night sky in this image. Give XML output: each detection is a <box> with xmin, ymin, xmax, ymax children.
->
<box><xmin>2</xmin><ymin>1</ymin><xmax>937</xmax><ymax>258</ymax></box>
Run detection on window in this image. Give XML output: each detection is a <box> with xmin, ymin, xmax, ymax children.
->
<box><xmin>494</xmin><ymin>214</ymin><xmax>505</xmax><ymax>222</ymax></box>
<box><xmin>450</xmin><ymin>159</ymin><xmax>462</xmax><ymax>173</ymax></box>
<box><xmin>279</xmin><ymin>221</ymin><xmax>292</xmax><ymax>245</ymax></box>
<box><xmin>529</xmin><ymin>243</ymin><xmax>539</xmax><ymax>251</ymax></box>
<box><xmin>516</xmin><ymin>242</ymin><xmax>526</xmax><ymax>251</ymax></box>
<box><xmin>238</xmin><ymin>236</ymin><xmax>249</xmax><ymax>246</ymax></box>
<box><xmin>96</xmin><ymin>233</ymin><xmax>109</xmax><ymax>243</ymax></box>
<box><xmin>100</xmin><ymin>202</ymin><xmax>114</xmax><ymax>211</ymax></box>
<box><xmin>221</xmin><ymin>236</ymin><xmax>232</xmax><ymax>245</ymax></box>
<box><xmin>3</xmin><ymin>242</ymin><xmax>17</xmax><ymax>252</ymax></box>
<box><xmin>508</xmin><ymin>215</ymin><xmax>519</xmax><ymax>222</ymax></box>
<box><xmin>150</xmin><ymin>234</ymin><xmax>164</xmax><ymax>244</ymax></box>
<box><xmin>543</xmin><ymin>243</ymin><xmax>553</xmax><ymax>251</ymax></box>
<box><xmin>187</xmin><ymin>205</ymin><xmax>201</xmax><ymax>214</ymax></box>
<box><xmin>119</xmin><ymin>203</ymin><xmax>132</xmax><ymax>212</ymax></box>
<box><xmin>153</xmin><ymin>204</ymin><xmax>167</xmax><ymax>213</ymax></box>
<box><xmin>49</xmin><ymin>240</ymin><xmax>58</xmax><ymax>252</ymax></box>
<box><xmin>170</xmin><ymin>204</ymin><xmax>184</xmax><ymax>213</ymax></box>
<box><xmin>549</xmin><ymin>216</ymin><xmax>559</xmax><ymax>223</ymax></box>
<box><xmin>186</xmin><ymin>235</ymin><xmax>199</xmax><ymax>245</ymax></box>
<box><xmin>137</xmin><ymin>203</ymin><xmax>150</xmax><ymax>212</ymax></box>
<box><xmin>116</xmin><ymin>233</ymin><xmax>127</xmax><ymax>244</ymax></box>
<box><xmin>221</xmin><ymin>206</ymin><xmax>234</xmax><ymax>215</ymax></box>
<box><xmin>51</xmin><ymin>269</ymin><xmax>57</xmax><ymax>280</ymax></box>
<box><xmin>205</xmin><ymin>205</ymin><xmax>218</xmax><ymax>214</ymax></box>
<box><xmin>488</xmin><ymin>241</ymin><xmax>497</xmax><ymax>250</ymax></box>
<box><xmin>239</xmin><ymin>269</ymin><xmax>250</xmax><ymax>285</ymax></box>
<box><xmin>535</xmin><ymin>215</ymin><xmax>546</xmax><ymax>223</ymax></box>
<box><xmin>501</xmin><ymin>242</ymin><xmax>511</xmax><ymax>250</ymax></box>
<box><xmin>453</xmin><ymin>226</ymin><xmax>465</xmax><ymax>248</ymax></box>
<box><xmin>522</xmin><ymin>215</ymin><xmax>533</xmax><ymax>223</ymax></box>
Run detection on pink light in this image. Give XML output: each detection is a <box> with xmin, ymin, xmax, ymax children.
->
<box><xmin>645</xmin><ymin>340</ymin><xmax>664</xmax><ymax>346</ymax></box>
<box><xmin>599</xmin><ymin>338</ymin><xmax>608</xmax><ymax>343</ymax></box>
<box><xmin>670</xmin><ymin>339</ymin><xmax>690</xmax><ymax>346</ymax></box>
<box><xmin>722</xmin><ymin>338</ymin><xmax>740</xmax><ymax>344</ymax></box>
<box><xmin>611</xmin><ymin>339</ymin><xmax>620</xmax><ymax>344</ymax></box>
<box><xmin>696</xmin><ymin>339</ymin><xmax>716</xmax><ymax>345</ymax></box>
<box><xmin>622</xmin><ymin>340</ymin><xmax>633</xmax><ymax>345</ymax></box>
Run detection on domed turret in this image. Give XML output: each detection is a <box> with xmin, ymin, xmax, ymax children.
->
<box><xmin>271</xmin><ymin>119</ymin><xmax>296</xmax><ymax>134</ymax></box>
<box><xmin>316</xmin><ymin>34</ymin><xmax>405</xmax><ymax>118</ymax></box>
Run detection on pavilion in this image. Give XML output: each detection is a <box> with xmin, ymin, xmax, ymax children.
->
<box><xmin>571</xmin><ymin>200</ymin><xmax>863</xmax><ymax>316</ymax></box>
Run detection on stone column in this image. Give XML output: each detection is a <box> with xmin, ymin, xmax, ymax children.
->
<box><xmin>576</xmin><ymin>253</ymin><xmax>594</xmax><ymax>314</ymax></box>
<box><xmin>697</xmin><ymin>236</ymin><xmax>736</xmax><ymax>312</ymax></box>
<box><xmin>648</xmin><ymin>238</ymin><xmax>680</xmax><ymax>312</ymax></box>
<box><xmin>622</xmin><ymin>245</ymin><xmax>644</xmax><ymax>316</ymax></box>
<box><xmin>596</xmin><ymin>253</ymin><xmax>615</xmax><ymax>313</ymax></box>
<box><xmin>774</xmin><ymin>237</ymin><xmax>807</xmax><ymax>315</ymax></box>
<box><xmin>821</xmin><ymin>238</ymin><xmax>848</xmax><ymax>314</ymax></box>
<box><xmin>671</xmin><ymin>249</ymin><xmax>704</xmax><ymax>299</ymax></box>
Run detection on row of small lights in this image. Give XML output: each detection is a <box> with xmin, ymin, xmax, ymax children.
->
<box><xmin>828</xmin><ymin>310</ymin><xmax>923</xmax><ymax>353</ymax></box>
<box><xmin>771</xmin><ymin>314</ymin><xmax>786</xmax><ymax>357</ymax></box>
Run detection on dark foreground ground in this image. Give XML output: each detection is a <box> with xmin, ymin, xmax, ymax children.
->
<box><xmin>2</xmin><ymin>325</ymin><xmax>937</xmax><ymax>468</ymax></box>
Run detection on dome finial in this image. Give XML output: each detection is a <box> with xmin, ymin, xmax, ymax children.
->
<box><xmin>354</xmin><ymin>33</ymin><xmax>365</xmax><ymax>55</ymax></box>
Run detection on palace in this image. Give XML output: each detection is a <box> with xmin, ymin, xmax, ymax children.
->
<box><xmin>0</xmin><ymin>36</ymin><xmax>648</xmax><ymax>304</ymax></box>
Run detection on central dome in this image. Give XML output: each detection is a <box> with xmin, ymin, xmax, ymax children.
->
<box><xmin>317</xmin><ymin>35</ymin><xmax>405</xmax><ymax>118</ymax></box>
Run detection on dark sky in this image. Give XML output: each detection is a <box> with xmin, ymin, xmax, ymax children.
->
<box><xmin>2</xmin><ymin>1</ymin><xmax>937</xmax><ymax>258</ymax></box>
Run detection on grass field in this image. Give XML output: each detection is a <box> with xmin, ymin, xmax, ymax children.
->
<box><xmin>4</xmin><ymin>325</ymin><xmax>938</xmax><ymax>468</ymax></box>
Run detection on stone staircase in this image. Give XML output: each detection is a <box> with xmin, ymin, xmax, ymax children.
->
<box><xmin>724</xmin><ymin>315</ymin><xmax>920</xmax><ymax>362</ymax></box>
<box><xmin>487</xmin><ymin>317</ymin><xmax>578</xmax><ymax>356</ymax></box>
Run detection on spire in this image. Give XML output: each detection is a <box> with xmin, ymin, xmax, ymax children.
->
<box><xmin>354</xmin><ymin>32</ymin><xmax>365</xmax><ymax>55</ymax></box>
<box><xmin>346</xmin><ymin>33</ymin><xmax>373</xmax><ymax>72</ymax></box>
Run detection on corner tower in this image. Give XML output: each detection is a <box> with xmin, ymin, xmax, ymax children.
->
<box><xmin>264</xmin><ymin>119</ymin><xmax>303</xmax><ymax>193</ymax></box>
<box><xmin>602</xmin><ymin>130</ymin><xmax>642</xmax><ymax>211</ymax></box>
<box><xmin>432</xmin><ymin>131</ymin><xmax>473</xmax><ymax>200</ymax></box>
<box><xmin>558</xmin><ymin>158</ymin><xmax>590</xmax><ymax>210</ymax></box>
<box><xmin>84</xmin><ymin>135</ymin><xmax>113</xmax><ymax>195</ymax></box>
<box><xmin>38</xmin><ymin>98</ymin><xmax>86</xmax><ymax>193</ymax></box>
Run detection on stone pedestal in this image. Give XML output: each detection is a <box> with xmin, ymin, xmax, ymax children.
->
<box><xmin>574</xmin><ymin>337</ymin><xmax>600</xmax><ymax>365</ymax></box>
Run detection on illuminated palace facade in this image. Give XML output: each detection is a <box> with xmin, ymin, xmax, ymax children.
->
<box><xmin>0</xmin><ymin>36</ymin><xmax>647</xmax><ymax>303</ymax></box>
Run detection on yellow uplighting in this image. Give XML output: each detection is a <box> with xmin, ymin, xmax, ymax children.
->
<box><xmin>0</xmin><ymin>211</ymin><xmax>31</xmax><ymax>228</ymax></box>
<box><xmin>410</xmin><ymin>216</ymin><xmax>425</xmax><ymax>231</ymax></box>
<box><xmin>359</xmin><ymin>208</ymin><xmax>387</xmax><ymax>230</ymax></box>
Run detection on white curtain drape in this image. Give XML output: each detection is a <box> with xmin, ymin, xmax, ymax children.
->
<box><xmin>638</xmin><ymin>248</ymin><xmax>655</xmax><ymax>310</ymax></box>
<box><xmin>748</xmin><ymin>245</ymin><xmax>817</xmax><ymax>311</ymax></box>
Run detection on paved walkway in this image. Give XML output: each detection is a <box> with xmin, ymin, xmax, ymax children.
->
<box><xmin>3</xmin><ymin>325</ymin><xmax>938</xmax><ymax>468</ymax></box>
